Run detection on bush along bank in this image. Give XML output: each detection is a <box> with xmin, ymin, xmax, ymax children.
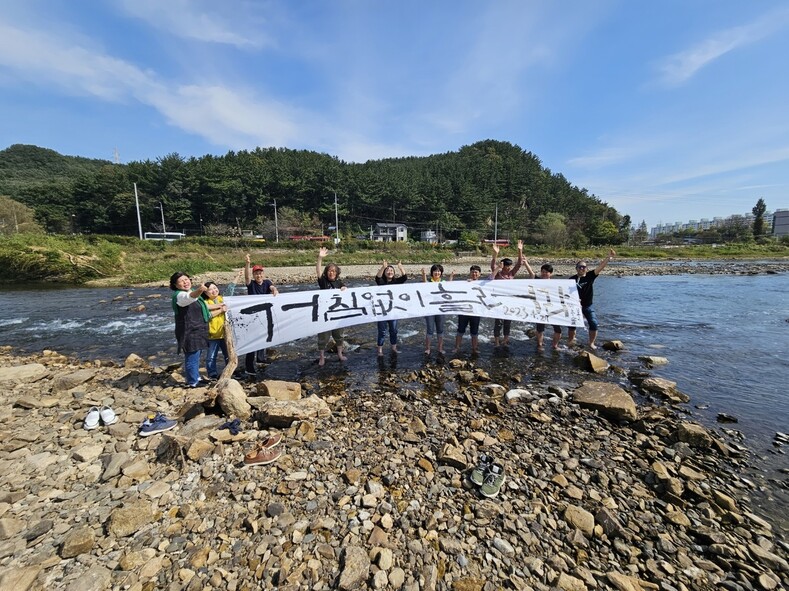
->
<box><xmin>0</xmin><ymin>346</ymin><xmax>786</xmax><ymax>590</ymax></box>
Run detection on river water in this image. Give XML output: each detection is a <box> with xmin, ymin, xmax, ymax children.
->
<box><xmin>2</xmin><ymin>273</ymin><xmax>787</xmax><ymax>522</ymax></box>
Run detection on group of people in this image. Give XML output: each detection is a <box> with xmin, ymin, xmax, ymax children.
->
<box><xmin>413</xmin><ymin>241</ymin><xmax>617</xmax><ymax>356</ymax></box>
<box><xmin>169</xmin><ymin>245</ymin><xmax>616</xmax><ymax>383</ymax></box>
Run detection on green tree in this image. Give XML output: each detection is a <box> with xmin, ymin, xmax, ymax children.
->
<box><xmin>634</xmin><ymin>220</ymin><xmax>648</xmax><ymax>243</ymax></box>
<box><xmin>0</xmin><ymin>196</ymin><xmax>44</xmax><ymax>235</ymax></box>
<box><xmin>752</xmin><ymin>198</ymin><xmax>767</xmax><ymax>237</ymax></box>
<box><xmin>618</xmin><ymin>214</ymin><xmax>632</xmax><ymax>243</ymax></box>
<box><xmin>589</xmin><ymin>219</ymin><xmax>619</xmax><ymax>245</ymax></box>
<box><xmin>533</xmin><ymin>212</ymin><xmax>568</xmax><ymax>248</ymax></box>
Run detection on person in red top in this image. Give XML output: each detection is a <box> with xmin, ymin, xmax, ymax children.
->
<box><xmin>489</xmin><ymin>240</ymin><xmax>533</xmax><ymax>346</ymax></box>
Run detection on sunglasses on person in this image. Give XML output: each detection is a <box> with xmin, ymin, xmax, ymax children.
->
<box><xmin>576</xmin><ymin>265</ymin><xmax>587</xmax><ymax>269</ymax></box>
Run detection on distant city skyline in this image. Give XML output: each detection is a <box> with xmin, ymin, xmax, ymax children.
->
<box><xmin>1</xmin><ymin>2</ymin><xmax>788</xmax><ymax>229</ymax></box>
<box><xmin>649</xmin><ymin>207</ymin><xmax>787</xmax><ymax>237</ymax></box>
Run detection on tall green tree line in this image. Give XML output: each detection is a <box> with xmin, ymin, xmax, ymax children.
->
<box><xmin>0</xmin><ymin>139</ymin><xmax>626</xmax><ymax>246</ymax></box>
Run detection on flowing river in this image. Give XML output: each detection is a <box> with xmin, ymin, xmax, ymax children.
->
<box><xmin>2</xmin><ymin>273</ymin><xmax>787</xmax><ymax>524</ymax></box>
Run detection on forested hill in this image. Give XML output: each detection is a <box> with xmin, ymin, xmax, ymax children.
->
<box><xmin>0</xmin><ymin>144</ymin><xmax>111</xmax><ymax>193</ymax></box>
<box><xmin>0</xmin><ymin>140</ymin><xmax>629</xmax><ymax>245</ymax></box>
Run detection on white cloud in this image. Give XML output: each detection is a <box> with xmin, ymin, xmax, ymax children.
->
<box><xmin>0</xmin><ymin>23</ymin><xmax>157</xmax><ymax>101</ymax></box>
<box><xmin>117</xmin><ymin>0</ymin><xmax>271</xmax><ymax>49</ymax></box>
<box><xmin>655</xmin><ymin>7</ymin><xmax>789</xmax><ymax>86</ymax></box>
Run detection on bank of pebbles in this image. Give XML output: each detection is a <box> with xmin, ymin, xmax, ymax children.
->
<box><xmin>0</xmin><ymin>348</ymin><xmax>786</xmax><ymax>591</ymax></box>
<box><xmin>146</xmin><ymin>259</ymin><xmax>789</xmax><ymax>289</ymax></box>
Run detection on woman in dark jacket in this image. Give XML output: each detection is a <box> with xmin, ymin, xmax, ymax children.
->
<box><xmin>170</xmin><ymin>272</ymin><xmax>213</xmax><ymax>387</ymax></box>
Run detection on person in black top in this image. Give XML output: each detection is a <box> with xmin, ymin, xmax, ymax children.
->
<box><xmin>567</xmin><ymin>248</ymin><xmax>616</xmax><ymax>350</ymax></box>
<box><xmin>454</xmin><ymin>265</ymin><xmax>483</xmax><ymax>355</ymax></box>
<box><xmin>374</xmin><ymin>260</ymin><xmax>407</xmax><ymax>356</ymax></box>
<box><xmin>534</xmin><ymin>263</ymin><xmax>564</xmax><ymax>351</ymax></box>
<box><xmin>316</xmin><ymin>247</ymin><xmax>347</xmax><ymax>366</ymax></box>
<box><xmin>243</xmin><ymin>254</ymin><xmax>279</xmax><ymax>376</ymax></box>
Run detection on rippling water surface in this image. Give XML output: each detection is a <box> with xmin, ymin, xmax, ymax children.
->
<box><xmin>2</xmin><ymin>274</ymin><xmax>787</xmax><ymax>519</ymax></box>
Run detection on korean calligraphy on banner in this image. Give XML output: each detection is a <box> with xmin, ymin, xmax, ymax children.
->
<box><xmin>224</xmin><ymin>279</ymin><xmax>583</xmax><ymax>356</ymax></box>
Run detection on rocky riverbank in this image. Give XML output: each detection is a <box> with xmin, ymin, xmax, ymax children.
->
<box><xmin>135</xmin><ymin>258</ymin><xmax>789</xmax><ymax>288</ymax></box>
<box><xmin>0</xmin><ymin>345</ymin><xmax>786</xmax><ymax>591</ymax></box>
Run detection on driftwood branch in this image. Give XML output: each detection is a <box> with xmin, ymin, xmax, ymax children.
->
<box><xmin>211</xmin><ymin>318</ymin><xmax>239</xmax><ymax>402</ymax></box>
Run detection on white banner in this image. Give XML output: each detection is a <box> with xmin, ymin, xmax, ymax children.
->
<box><xmin>224</xmin><ymin>279</ymin><xmax>583</xmax><ymax>356</ymax></box>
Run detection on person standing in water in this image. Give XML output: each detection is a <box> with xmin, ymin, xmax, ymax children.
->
<box><xmin>243</xmin><ymin>254</ymin><xmax>279</xmax><ymax>376</ymax></box>
<box><xmin>421</xmin><ymin>263</ymin><xmax>454</xmax><ymax>355</ymax></box>
<box><xmin>489</xmin><ymin>240</ymin><xmax>531</xmax><ymax>346</ymax></box>
<box><xmin>374</xmin><ymin>260</ymin><xmax>407</xmax><ymax>356</ymax></box>
<box><xmin>316</xmin><ymin>247</ymin><xmax>348</xmax><ymax>366</ymax></box>
<box><xmin>567</xmin><ymin>248</ymin><xmax>617</xmax><ymax>350</ymax></box>
<box><xmin>533</xmin><ymin>264</ymin><xmax>564</xmax><ymax>351</ymax></box>
<box><xmin>454</xmin><ymin>264</ymin><xmax>483</xmax><ymax>355</ymax></box>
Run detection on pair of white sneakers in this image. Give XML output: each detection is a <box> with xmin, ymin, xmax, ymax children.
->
<box><xmin>83</xmin><ymin>406</ymin><xmax>118</xmax><ymax>430</ymax></box>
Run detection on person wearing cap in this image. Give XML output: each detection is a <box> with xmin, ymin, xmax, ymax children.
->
<box><xmin>489</xmin><ymin>239</ymin><xmax>532</xmax><ymax>347</ymax></box>
<box><xmin>567</xmin><ymin>248</ymin><xmax>616</xmax><ymax>350</ymax></box>
<box><xmin>244</xmin><ymin>253</ymin><xmax>279</xmax><ymax>376</ymax></box>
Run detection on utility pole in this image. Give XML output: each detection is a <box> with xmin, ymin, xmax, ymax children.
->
<box><xmin>159</xmin><ymin>201</ymin><xmax>167</xmax><ymax>233</ymax></box>
<box><xmin>270</xmin><ymin>198</ymin><xmax>279</xmax><ymax>242</ymax></box>
<box><xmin>134</xmin><ymin>183</ymin><xmax>143</xmax><ymax>239</ymax></box>
<box><xmin>494</xmin><ymin>203</ymin><xmax>498</xmax><ymax>242</ymax></box>
<box><xmin>334</xmin><ymin>191</ymin><xmax>340</xmax><ymax>245</ymax></box>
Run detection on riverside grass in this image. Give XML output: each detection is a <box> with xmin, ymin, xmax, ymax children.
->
<box><xmin>3</xmin><ymin>232</ymin><xmax>788</xmax><ymax>285</ymax></box>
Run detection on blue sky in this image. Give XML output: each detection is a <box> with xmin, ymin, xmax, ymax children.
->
<box><xmin>1</xmin><ymin>1</ymin><xmax>788</xmax><ymax>229</ymax></box>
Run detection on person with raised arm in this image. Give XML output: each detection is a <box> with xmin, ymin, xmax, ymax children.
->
<box><xmin>169</xmin><ymin>272</ymin><xmax>224</xmax><ymax>388</ymax></box>
<box><xmin>374</xmin><ymin>260</ymin><xmax>407</xmax><ymax>356</ymax></box>
<box><xmin>316</xmin><ymin>247</ymin><xmax>347</xmax><ymax>366</ymax></box>
<box><xmin>567</xmin><ymin>248</ymin><xmax>617</xmax><ymax>350</ymax></box>
<box><xmin>489</xmin><ymin>239</ymin><xmax>531</xmax><ymax>346</ymax></box>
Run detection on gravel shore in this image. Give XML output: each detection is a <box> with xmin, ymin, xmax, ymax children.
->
<box><xmin>149</xmin><ymin>258</ymin><xmax>789</xmax><ymax>288</ymax></box>
<box><xmin>0</xmin><ymin>343</ymin><xmax>787</xmax><ymax>590</ymax></box>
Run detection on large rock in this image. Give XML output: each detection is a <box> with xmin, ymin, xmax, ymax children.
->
<box><xmin>260</xmin><ymin>396</ymin><xmax>331</xmax><ymax>427</ymax></box>
<box><xmin>64</xmin><ymin>564</ymin><xmax>112</xmax><ymax>591</ymax></box>
<box><xmin>107</xmin><ymin>500</ymin><xmax>154</xmax><ymax>537</ymax></box>
<box><xmin>60</xmin><ymin>526</ymin><xmax>95</xmax><ymax>558</ymax></box>
<box><xmin>638</xmin><ymin>355</ymin><xmax>668</xmax><ymax>366</ymax></box>
<box><xmin>639</xmin><ymin>377</ymin><xmax>689</xmax><ymax>403</ymax></box>
<box><xmin>574</xmin><ymin>351</ymin><xmax>609</xmax><ymax>374</ymax></box>
<box><xmin>217</xmin><ymin>379</ymin><xmax>252</xmax><ymax>419</ymax></box>
<box><xmin>258</xmin><ymin>380</ymin><xmax>302</xmax><ymax>400</ymax></box>
<box><xmin>0</xmin><ymin>518</ymin><xmax>25</xmax><ymax>539</ymax></box>
<box><xmin>673</xmin><ymin>422</ymin><xmax>713</xmax><ymax>449</ymax></box>
<box><xmin>437</xmin><ymin>443</ymin><xmax>467</xmax><ymax>470</ymax></box>
<box><xmin>124</xmin><ymin>353</ymin><xmax>148</xmax><ymax>368</ymax></box>
<box><xmin>563</xmin><ymin>505</ymin><xmax>594</xmax><ymax>536</ymax></box>
<box><xmin>339</xmin><ymin>545</ymin><xmax>370</xmax><ymax>590</ymax></box>
<box><xmin>0</xmin><ymin>565</ymin><xmax>42</xmax><ymax>591</ymax></box>
<box><xmin>0</xmin><ymin>363</ymin><xmax>49</xmax><ymax>383</ymax></box>
<box><xmin>602</xmin><ymin>340</ymin><xmax>624</xmax><ymax>351</ymax></box>
<box><xmin>572</xmin><ymin>382</ymin><xmax>637</xmax><ymax>422</ymax></box>
<box><xmin>606</xmin><ymin>572</ymin><xmax>660</xmax><ymax>591</ymax></box>
<box><xmin>51</xmin><ymin>368</ymin><xmax>96</xmax><ymax>392</ymax></box>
